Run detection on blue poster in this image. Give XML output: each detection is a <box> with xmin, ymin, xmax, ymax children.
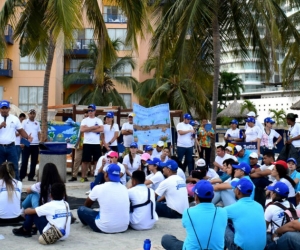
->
<box><xmin>133</xmin><ymin>103</ymin><xmax>171</xmax><ymax>145</ymax></box>
<box><xmin>234</xmin><ymin>142</ymin><xmax>258</xmax><ymax>153</ymax></box>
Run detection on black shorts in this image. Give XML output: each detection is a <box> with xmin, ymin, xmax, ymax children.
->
<box><xmin>82</xmin><ymin>144</ymin><xmax>102</xmax><ymax>162</ymax></box>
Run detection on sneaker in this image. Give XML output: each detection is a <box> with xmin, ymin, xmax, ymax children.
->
<box><xmin>85</xmin><ymin>190</ymin><xmax>91</xmax><ymax>195</ymax></box>
<box><xmin>12</xmin><ymin>226</ymin><xmax>32</xmax><ymax>238</ymax></box>
<box><xmin>80</xmin><ymin>177</ymin><xmax>89</xmax><ymax>183</ymax></box>
<box><xmin>68</xmin><ymin>177</ymin><xmax>77</xmax><ymax>182</ymax></box>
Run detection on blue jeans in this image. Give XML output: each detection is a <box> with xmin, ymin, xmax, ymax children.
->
<box><xmin>177</xmin><ymin>146</ymin><xmax>194</xmax><ymax>174</ymax></box>
<box><xmin>212</xmin><ymin>190</ymin><xmax>236</xmax><ymax>207</ymax></box>
<box><xmin>94</xmin><ymin>172</ymin><xmax>105</xmax><ymax>186</ymax></box>
<box><xmin>156</xmin><ymin>202</ymin><xmax>182</xmax><ymax>219</ymax></box>
<box><xmin>161</xmin><ymin>234</ymin><xmax>184</xmax><ymax>250</ymax></box>
<box><xmin>77</xmin><ymin>206</ymin><xmax>102</xmax><ymax>232</ymax></box>
<box><xmin>22</xmin><ymin>192</ymin><xmax>40</xmax><ymax>209</ymax></box>
<box><xmin>0</xmin><ymin>143</ymin><xmax>19</xmax><ymax>180</ymax></box>
<box><xmin>23</xmin><ymin>214</ymin><xmax>48</xmax><ymax>234</ymax></box>
<box><xmin>267</xmin><ymin>232</ymin><xmax>300</xmax><ymax>250</ymax></box>
<box><xmin>225</xmin><ymin>225</ymin><xmax>241</xmax><ymax>250</ymax></box>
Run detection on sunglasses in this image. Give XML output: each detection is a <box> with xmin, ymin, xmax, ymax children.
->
<box><xmin>88</xmin><ymin>109</ymin><xmax>95</xmax><ymax>112</ymax></box>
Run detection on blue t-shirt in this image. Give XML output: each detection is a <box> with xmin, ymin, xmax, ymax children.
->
<box><xmin>290</xmin><ymin>170</ymin><xmax>300</xmax><ymax>192</ymax></box>
<box><xmin>225</xmin><ymin>197</ymin><xmax>266</xmax><ymax>250</ymax></box>
<box><xmin>237</xmin><ymin>149</ymin><xmax>251</xmax><ymax>165</ymax></box>
<box><xmin>182</xmin><ymin>203</ymin><xmax>227</xmax><ymax>250</ymax></box>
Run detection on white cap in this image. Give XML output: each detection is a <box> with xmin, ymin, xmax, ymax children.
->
<box><xmin>157</xmin><ymin>141</ymin><xmax>164</xmax><ymax>147</ymax></box>
<box><xmin>249</xmin><ymin>152</ymin><xmax>258</xmax><ymax>159</ymax></box>
<box><xmin>128</xmin><ymin>113</ymin><xmax>134</xmax><ymax>117</ymax></box>
<box><xmin>235</xmin><ymin>145</ymin><xmax>243</xmax><ymax>152</ymax></box>
<box><xmin>247</xmin><ymin>111</ymin><xmax>256</xmax><ymax>117</ymax></box>
<box><xmin>225</xmin><ymin>146</ymin><xmax>233</xmax><ymax>152</ymax></box>
<box><xmin>196</xmin><ymin>158</ymin><xmax>206</xmax><ymax>167</ymax></box>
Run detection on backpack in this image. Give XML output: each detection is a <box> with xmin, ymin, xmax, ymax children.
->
<box><xmin>271</xmin><ymin>202</ymin><xmax>300</xmax><ymax>227</ymax></box>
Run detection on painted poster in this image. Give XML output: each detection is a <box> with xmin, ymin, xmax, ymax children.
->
<box><xmin>133</xmin><ymin>103</ymin><xmax>171</xmax><ymax>146</ymax></box>
<box><xmin>47</xmin><ymin>118</ymin><xmax>80</xmax><ymax>148</ymax></box>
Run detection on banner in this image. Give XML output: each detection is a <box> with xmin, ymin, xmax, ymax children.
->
<box><xmin>132</xmin><ymin>103</ymin><xmax>171</xmax><ymax>146</ymax></box>
<box><xmin>228</xmin><ymin>142</ymin><xmax>258</xmax><ymax>154</ymax></box>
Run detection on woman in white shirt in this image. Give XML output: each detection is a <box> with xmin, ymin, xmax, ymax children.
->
<box><xmin>123</xmin><ymin>142</ymin><xmax>141</xmax><ymax>181</ymax></box>
<box><xmin>145</xmin><ymin>158</ymin><xmax>165</xmax><ymax>190</ymax></box>
<box><xmin>245</xmin><ymin>117</ymin><xmax>262</xmax><ymax>156</ymax></box>
<box><xmin>286</xmin><ymin>113</ymin><xmax>300</xmax><ymax>149</ymax></box>
<box><xmin>0</xmin><ymin>162</ymin><xmax>23</xmax><ymax>224</ymax></box>
<box><xmin>101</xmin><ymin>112</ymin><xmax>119</xmax><ymax>154</ymax></box>
<box><xmin>224</xmin><ymin>119</ymin><xmax>243</xmax><ymax>142</ymax></box>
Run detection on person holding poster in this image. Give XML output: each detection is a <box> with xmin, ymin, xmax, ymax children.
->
<box><xmin>198</xmin><ymin>119</ymin><xmax>215</xmax><ymax>167</ymax></box>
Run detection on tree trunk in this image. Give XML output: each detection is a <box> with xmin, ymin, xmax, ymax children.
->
<box><xmin>41</xmin><ymin>34</ymin><xmax>55</xmax><ymax>142</ymax></box>
<box><xmin>210</xmin><ymin>12</ymin><xmax>221</xmax><ymax>166</ymax></box>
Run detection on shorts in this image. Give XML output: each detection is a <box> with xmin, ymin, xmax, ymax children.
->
<box><xmin>82</xmin><ymin>144</ymin><xmax>102</xmax><ymax>162</ymax></box>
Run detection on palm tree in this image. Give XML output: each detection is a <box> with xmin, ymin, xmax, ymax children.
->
<box><xmin>64</xmin><ymin>39</ymin><xmax>138</xmax><ymax>107</ymax></box>
<box><xmin>241</xmin><ymin>100</ymin><xmax>257</xmax><ymax>114</ymax></box>
<box><xmin>269</xmin><ymin>108</ymin><xmax>287</xmax><ymax>126</ymax></box>
<box><xmin>0</xmin><ymin>0</ymin><xmax>150</xmax><ymax>141</ymax></box>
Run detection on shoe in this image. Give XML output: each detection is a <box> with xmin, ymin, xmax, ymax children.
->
<box><xmin>12</xmin><ymin>226</ymin><xmax>32</xmax><ymax>238</ymax></box>
<box><xmin>68</xmin><ymin>177</ymin><xmax>77</xmax><ymax>182</ymax></box>
<box><xmin>28</xmin><ymin>178</ymin><xmax>36</xmax><ymax>182</ymax></box>
<box><xmin>80</xmin><ymin>177</ymin><xmax>89</xmax><ymax>183</ymax></box>
<box><xmin>31</xmin><ymin>227</ymin><xmax>38</xmax><ymax>235</ymax></box>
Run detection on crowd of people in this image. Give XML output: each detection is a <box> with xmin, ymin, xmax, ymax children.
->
<box><xmin>1</xmin><ymin>101</ymin><xmax>300</xmax><ymax>249</ymax></box>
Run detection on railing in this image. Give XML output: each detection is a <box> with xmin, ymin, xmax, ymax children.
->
<box><xmin>243</xmin><ymin>86</ymin><xmax>283</xmax><ymax>93</ymax></box>
<box><xmin>64</xmin><ymin>68</ymin><xmax>93</xmax><ymax>75</ymax></box>
<box><xmin>102</xmin><ymin>13</ymin><xmax>127</xmax><ymax>23</ymax></box>
<box><xmin>70</xmin><ymin>39</ymin><xmax>96</xmax><ymax>50</ymax></box>
<box><xmin>0</xmin><ymin>58</ymin><xmax>12</xmax><ymax>70</ymax></box>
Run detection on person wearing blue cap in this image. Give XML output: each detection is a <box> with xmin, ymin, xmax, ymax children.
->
<box><xmin>101</xmin><ymin>111</ymin><xmax>119</xmax><ymax>154</ymax></box>
<box><xmin>77</xmin><ymin>163</ymin><xmax>130</xmax><ymax>233</ymax></box>
<box><xmin>122</xmin><ymin>142</ymin><xmax>141</xmax><ymax>182</ymax></box>
<box><xmin>225</xmin><ymin>178</ymin><xmax>266</xmax><ymax>250</ymax></box>
<box><xmin>260</xmin><ymin>117</ymin><xmax>282</xmax><ymax>155</ymax></box>
<box><xmin>155</xmin><ymin>160</ymin><xmax>189</xmax><ymax>218</ymax></box>
<box><xmin>245</xmin><ymin>111</ymin><xmax>264</xmax><ymax>131</ymax></box>
<box><xmin>287</xmin><ymin>158</ymin><xmax>300</xmax><ymax>193</ymax></box>
<box><xmin>0</xmin><ymin>100</ymin><xmax>32</xmax><ymax>180</ymax></box>
<box><xmin>176</xmin><ymin>113</ymin><xmax>195</xmax><ymax>174</ymax></box>
<box><xmin>224</xmin><ymin>119</ymin><xmax>243</xmax><ymax>142</ymax></box>
<box><xmin>80</xmin><ymin>104</ymin><xmax>103</xmax><ymax>182</ymax></box>
<box><xmin>161</xmin><ymin>180</ymin><xmax>228</xmax><ymax>250</ymax></box>
<box><xmin>145</xmin><ymin>157</ymin><xmax>165</xmax><ymax>191</ymax></box>
<box><xmin>244</xmin><ymin>116</ymin><xmax>263</xmax><ymax>157</ymax></box>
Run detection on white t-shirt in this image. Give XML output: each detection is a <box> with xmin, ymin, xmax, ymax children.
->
<box><xmin>103</xmin><ymin>162</ymin><xmax>126</xmax><ymax>185</ymax></box>
<box><xmin>103</xmin><ymin>123</ymin><xmax>119</xmax><ymax>146</ymax></box>
<box><xmin>215</xmin><ymin>153</ymin><xmax>236</xmax><ymax>167</ymax></box>
<box><xmin>151</xmin><ymin>148</ymin><xmax>163</xmax><ymax>159</ymax></box>
<box><xmin>22</xmin><ymin>119</ymin><xmax>41</xmax><ymax>144</ymax></box>
<box><xmin>35</xmin><ymin>200</ymin><xmax>71</xmax><ymax>240</ymax></box>
<box><xmin>176</xmin><ymin>122</ymin><xmax>194</xmax><ymax>148</ymax></box>
<box><xmin>207</xmin><ymin>169</ymin><xmax>220</xmax><ymax>180</ymax></box>
<box><xmin>15</xmin><ymin>123</ymin><xmax>22</xmax><ymax>145</ymax></box>
<box><xmin>146</xmin><ymin>171</ymin><xmax>165</xmax><ymax>191</ymax></box>
<box><xmin>245</xmin><ymin>126</ymin><xmax>263</xmax><ymax>142</ymax></box>
<box><xmin>261</xmin><ymin>129</ymin><xmax>280</xmax><ymax>148</ymax></box>
<box><xmin>89</xmin><ymin>182</ymin><xmax>129</xmax><ymax>233</ymax></box>
<box><xmin>245</xmin><ymin>120</ymin><xmax>264</xmax><ymax>131</ymax></box>
<box><xmin>121</xmin><ymin>122</ymin><xmax>134</xmax><ymax>147</ymax></box>
<box><xmin>225</xmin><ymin>128</ymin><xmax>240</xmax><ymax>139</ymax></box>
<box><xmin>81</xmin><ymin>117</ymin><xmax>103</xmax><ymax>144</ymax></box>
<box><xmin>94</xmin><ymin>155</ymin><xmax>109</xmax><ymax>176</ymax></box>
<box><xmin>122</xmin><ymin>154</ymin><xmax>141</xmax><ymax>175</ymax></box>
<box><xmin>271</xmin><ymin>178</ymin><xmax>296</xmax><ymax>198</ymax></box>
<box><xmin>259</xmin><ymin>164</ymin><xmax>276</xmax><ymax>182</ymax></box>
<box><xmin>128</xmin><ymin>184</ymin><xmax>158</xmax><ymax>230</ymax></box>
<box><xmin>289</xmin><ymin>123</ymin><xmax>300</xmax><ymax>147</ymax></box>
<box><xmin>155</xmin><ymin>175</ymin><xmax>189</xmax><ymax>214</ymax></box>
<box><xmin>265</xmin><ymin>200</ymin><xmax>293</xmax><ymax>233</ymax></box>
<box><xmin>0</xmin><ymin>114</ymin><xmax>22</xmax><ymax>144</ymax></box>
<box><xmin>177</xmin><ymin>167</ymin><xmax>186</xmax><ymax>181</ymax></box>
<box><xmin>0</xmin><ymin>179</ymin><xmax>22</xmax><ymax>219</ymax></box>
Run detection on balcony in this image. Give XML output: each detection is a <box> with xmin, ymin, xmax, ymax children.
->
<box><xmin>4</xmin><ymin>25</ymin><xmax>14</xmax><ymax>45</ymax></box>
<box><xmin>0</xmin><ymin>59</ymin><xmax>13</xmax><ymax>78</ymax></box>
<box><xmin>103</xmin><ymin>13</ymin><xmax>127</xmax><ymax>23</ymax></box>
<box><xmin>64</xmin><ymin>68</ymin><xmax>92</xmax><ymax>84</ymax></box>
<box><xmin>65</xmin><ymin>39</ymin><xmax>95</xmax><ymax>56</ymax></box>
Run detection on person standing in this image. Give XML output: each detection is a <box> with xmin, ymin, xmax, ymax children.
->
<box><xmin>121</xmin><ymin>113</ymin><xmax>134</xmax><ymax>149</ymax></box>
<box><xmin>245</xmin><ymin>111</ymin><xmax>264</xmax><ymax>131</ymax></box>
<box><xmin>80</xmin><ymin>104</ymin><xmax>103</xmax><ymax>182</ymax></box>
<box><xmin>224</xmin><ymin>119</ymin><xmax>243</xmax><ymax>142</ymax></box>
<box><xmin>101</xmin><ymin>112</ymin><xmax>119</xmax><ymax>154</ymax></box>
<box><xmin>20</xmin><ymin>109</ymin><xmax>41</xmax><ymax>181</ymax></box>
<box><xmin>176</xmin><ymin>113</ymin><xmax>195</xmax><ymax>174</ymax></box>
<box><xmin>286</xmin><ymin>113</ymin><xmax>300</xmax><ymax>149</ymax></box>
<box><xmin>15</xmin><ymin>113</ymin><xmax>26</xmax><ymax>164</ymax></box>
<box><xmin>244</xmin><ymin>117</ymin><xmax>262</xmax><ymax>157</ymax></box>
<box><xmin>0</xmin><ymin>100</ymin><xmax>32</xmax><ymax>180</ymax></box>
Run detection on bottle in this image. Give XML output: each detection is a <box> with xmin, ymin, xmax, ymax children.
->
<box><xmin>143</xmin><ymin>239</ymin><xmax>151</xmax><ymax>250</ymax></box>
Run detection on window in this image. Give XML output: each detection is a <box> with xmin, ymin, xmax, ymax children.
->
<box><xmin>20</xmin><ymin>56</ymin><xmax>46</xmax><ymax>70</ymax></box>
<box><xmin>113</xmin><ymin>58</ymin><xmax>132</xmax><ymax>76</ymax></box>
<box><xmin>103</xmin><ymin>6</ymin><xmax>127</xmax><ymax>23</ymax></box>
<box><xmin>0</xmin><ymin>87</ymin><xmax>3</xmax><ymax>100</ymax></box>
<box><xmin>67</xmin><ymin>59</ymin><xmax>91</xmax><ymax>74</ymax></box>
<box><xmin>69</xmin><ymin>92</ymin><xmax>82</xmax><ymax>104</ymax></box>
<box><xmin>107</xmin><ymin>29</ymin><xmax>131</xmax><ymax>50</ymax></box>
<box><xmin>19</xmin><ymin>87</ymin><xmax>43</xmax><ymax>111</ymax></box>
<box><xmin>119</xmin><ymin>93</ymin><xmax>132</xmax><ymax>108</ymax></box>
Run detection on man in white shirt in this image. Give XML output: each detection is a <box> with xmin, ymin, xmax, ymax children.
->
<box><xmin>213</xmin><ymin>145</ymin><xmax>237</xmax><ymax>173</ymax></box>
<box><xmin>15</xmin><ymin>113</ymin><xmax>26</xmax><ymax>164</ymax></box>
<box><xmin>0</xmin><ymin>100</ymin><xmax>32</xmax><ymax>180</ymax></box>
<box><xmin>155</xmin><ymin>160</ymin><xmax>189</xmax><ymax>218</ymax></box>
<box><xmin>128</xmin><ymin>170</ymin><xmax>158</xmax><ymax>230</ymax></box>
<box><xmin>121</xmin><ymin>113</ymin><xmax>134</xmax><ymax>149</ymax></box>
<box><xmin>151</xmin><ymin>140</ymin><xmax>164</xmax><ymax>160</ymax></box>
<box><xmin>80</xmin><ymin>104</ymin><xmax>103</xmax><ymax>182</ymax></box>
<box><xmin>20</xmin><ymin>109</ymin><xmax>41</xmax><ymax>182</ymax></box>
<box><xmin>176</xmin><ymin>113</ymin><xmax>195</xmax><ymax>174</ymax></box>
<box><xmin>78</xmin><ymin>164</ymin><xmax>129</xmax><ymax>233</ymax></box>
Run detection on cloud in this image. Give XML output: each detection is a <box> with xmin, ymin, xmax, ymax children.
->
<box><xmin>62</xmin><ymin>128</ymin><xmax>76</xmax><ymax>134</ymax></box>
<box><xmin>48</xmin><ymin>126</ymin><xmax>56</xmax><ymax>132</ymax></box>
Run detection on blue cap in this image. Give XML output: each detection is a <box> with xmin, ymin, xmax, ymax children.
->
<box><xmin>106</xmin><ymin>112</ymin><xmax>114</xmax><ymax>118</ymax></box>
<box><xmin>230</xmin><ymin>119</ymin><xmax>238</xmax><ymax>125</ymax></box>
<box><xmin>264</xmin><ymin>117</ymin><xmax>275</xmax><ymax>124</ymax></box>
<box><xmin>192</xmin><ymin>180</ymin><xmax>214</xmax><ymax>199</ymax></box>
<box><xmin>145</xmin><ymin>145</ymin><xmax>153</xmax><ymax>151</ymax></box>
<box><xmin>232</xmin><ymin>162</ymin><xmax>251</xmax><ymax>174</ymax></box>
<box><xmin>88</xmin><ymin>104</ymin><xmax>96</xmax><ymax>110</ymax></box>
<box><xmin>147</xmin><ymin>157</ymin><xmax>161</xmax><ymax>166</ymax></box>
<box><xmin>245</xmin><ymin>117</ymin><xmax>255</xmax><ymax>123</ymax></box>
<box><xmin>183</xmin><ymin>113</ymin><xmax>192</xmax><ymax>120</ymax></box>
<box><xmin>130</xmin><ymin>142</ymin><xmax>138</xmax><ymax>148</ymax></box>
<box><xmin>160</xmin><ymin>159</ymin><xmax>178</xmax><ymax>171</ymax></box>
<box><xmin>231</xmin><ymin>178</ymin><xmax>253</xmax><ymax>195</ymax></box>
<box><xmin>106</xmin><ymin>163</ymin><xmax>121</xmax><ymax>182</ymax></box>
<box><xmin>267</xmin><ymin>181</ymin><xmax>289</xmax><ymax>197</ymax></box>
<box><xmin>287</xmin><ymin>157</ymin><xmax>297</xmax><ymax>165</ymax></box>
<box><xmin>189</xmin><ymin>120</ymin><xmax>196</xmax><ymax>126</ymax></box>
<box><xmin>0</xmin><ymin>100</ymin><xmax>10</xmax><ymax>108</ymax></box>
